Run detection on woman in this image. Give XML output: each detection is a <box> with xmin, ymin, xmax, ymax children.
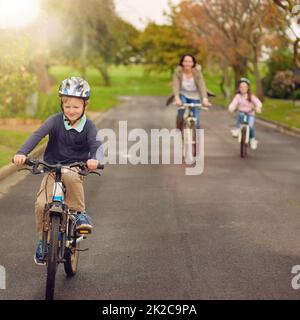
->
<box><xmin>167</xmin><ymin>54</ymin><xmax>211</xmax><ymax>130</ymax></box>
<box><xmin>228</xmin><ymin>78</ymin><xmax>262</xmax><ymax>150</ymax></box>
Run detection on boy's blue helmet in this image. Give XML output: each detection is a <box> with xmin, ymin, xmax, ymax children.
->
<box><xmin>59</xmin><ymin>77</ymin><xmax>90</xmax><ymax>100</ymax></box>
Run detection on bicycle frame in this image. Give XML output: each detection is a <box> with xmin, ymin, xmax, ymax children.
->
<box><xmin>177</xmin><ymin>103</ymin><xmax>208</xmax><ymax>163</ymax></box>
<box><xmin>238</xmin><ymin>113</ymin><xmax>250</xmax><ymax>144</ymax></box>
<box><xmin>41</xmin><ymin>165</ymin><xmax>88</xmax><ymax>264</ymax></box>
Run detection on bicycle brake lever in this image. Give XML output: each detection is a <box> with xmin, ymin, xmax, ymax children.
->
<box><xmin>90</xmin><ymin>171</ymin><xmax>101</xmax><ymax>176</ymax></box>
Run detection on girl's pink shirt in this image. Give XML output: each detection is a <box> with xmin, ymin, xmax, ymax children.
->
<box><xmin>228</xmin><ymin>94</ymin><xmax>262</xmax><ymax>115</ymax></box>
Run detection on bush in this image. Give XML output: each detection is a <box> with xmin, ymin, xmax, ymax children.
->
<box><xmin>0</xmin><ymin>31</ymin><xmax>37</xmax><ymax>117</ymax></box>
<box><xmin>268</xmin><ymin>70</ymin><xmax>298</xmax><ymax>99</ymax></box>
<box><xmin>263</xmin><ymin>47</ymin><xmax>294</xmax><ymax>98</ymax></box>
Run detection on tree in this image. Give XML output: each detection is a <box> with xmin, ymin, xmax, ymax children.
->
<box><xmin>175</xmin><ymin>0</ymin><xmax>281</xmax><ymax>99</ymax></box>
<box><xmin>44</xmin><ymin>0</ymin><xmax>138</xmax><ymax>85</ymax></box>
<box><xmin>134</xmin><ymin>22</ymin><xmax>202</xmax><ymax>73</ymax></box>
<box><xmin>272</xmin><ymin>0</ymin><xmax>300</xmax><ymax>69</ymax></box>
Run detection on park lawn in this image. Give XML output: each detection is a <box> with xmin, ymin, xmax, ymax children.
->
<box><xmin>48</xmin><ymin>65</ymin><xmax>171</xmax><ymax>113</ymax></box>
<box><xmin>260</xmin><ymin>99</ymin><xmax>300</xmax><ymax>129</ymax></box>
<box><xmin>0</xmin><ymin>128</ymin><xmax>48</xmax><ymax>168</ymax></box>
<box><xmin>0</xmin><ymin>129</ymin><xmax>31</xmax><ymax>168</ymax></box>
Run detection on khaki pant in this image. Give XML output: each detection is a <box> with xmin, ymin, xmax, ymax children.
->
<box><xmin>34</xmin><ymin>169</ymin><xmax>85</xmax><ymax>240</ymax></box>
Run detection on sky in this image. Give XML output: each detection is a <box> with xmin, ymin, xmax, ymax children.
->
<box><xmin>115</xmin><ymin>0</ymin><xmax>181</xmax><ymax>30</ymax></box>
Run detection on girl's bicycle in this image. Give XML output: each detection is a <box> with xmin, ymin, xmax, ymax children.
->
<box><xmin>16</xmin><ymin>157</ymin><xmax>104</xmax><ymax>300</ymax></box>
<box><xmin>238</xmin><ymin>112</ymin><xmax>251</xmax><ymax>158</ymax></box>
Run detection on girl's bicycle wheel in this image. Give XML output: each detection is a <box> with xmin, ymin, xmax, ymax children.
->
<box><xmin>64</xmin><ymin>220</ymin><xmax>80</xmax><ymax>277</ymax></box>
<box><xmin>45</xmin><ymin>214</ymin><xmax>60</xmax><ymax>300</ymax></box>
<box><xmin>240</xmin><ymin>127</ymin><xmax>247</xmax><ymax>158</ymax></box>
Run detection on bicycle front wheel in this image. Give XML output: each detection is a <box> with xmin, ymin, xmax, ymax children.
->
<box><xmin>184</xmin><ymin>124</ymin><xmax>196</xmax><ymax>164</ymax></box>
<box><xmin>240</xmin><ymin>127</ymin><xmax>247</xmax><ymax>158</ymax></box>
<box><xmin>45</xmin><ymin>214</ymin><xmax>60</xmax><ymax>300</ymax></box>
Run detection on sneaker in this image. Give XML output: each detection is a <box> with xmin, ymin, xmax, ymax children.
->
<box><xmin>231</xmin><ymin>128</ymin><xmax>239</xmax><ymax>138</ymax></box>
<box><xmin>250</xmin><ymin>138</ymin><xmax>258</xmax><ymax>150</ymax></box>
<box><xmin>75</xmin><ymin>212</ymin><xmax>93</xmax><ymax>233</ymax></box>
<box><xmin>34</xmin><ymin>240</ymin><xmax>47</xmax><ymax>266</ymax></box>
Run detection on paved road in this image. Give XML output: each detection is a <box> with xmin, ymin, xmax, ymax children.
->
<box><xmin>0</xmin><ymin>96</ymin><xmax>300</xmax><ymax>300</ymax></box>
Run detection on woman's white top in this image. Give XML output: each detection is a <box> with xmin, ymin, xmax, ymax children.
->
<box><xmin>180</xmin><ymin>75</ymin><xmax>200</xmax><ymax>100</ymax></box>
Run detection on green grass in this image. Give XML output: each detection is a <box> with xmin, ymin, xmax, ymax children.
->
<box><xmin>0</xmin><ymin>129</ymin><xmax>31</xmax><ymax>167</ymax></box>
<box><xmin>260</xmin><ymin>99</ymin><xmax>300</xmax><ymax>129</ymax></box>
<box><xmin>47</xmin><ymin>65</ymin><xmax>171</xmax><ymax>113</ymax></box>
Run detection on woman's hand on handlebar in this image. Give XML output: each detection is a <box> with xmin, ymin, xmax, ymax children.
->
<box><xmin>13</xmin><ymin>154</ymin><xmax>27</xmax><ymax>166</ymax></box>
<box><xmin>175</xmin><ymin>96</ymin><xmax>182</xmax><ymax>107</ymax></box>
<box><xmin>202</xmin><ymin>98</ymin><xmax>212</xmax><ymax>108</ymax></box>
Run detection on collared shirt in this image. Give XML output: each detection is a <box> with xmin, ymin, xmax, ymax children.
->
<box><xmin>17</xmin><ymin>112</ymin><xmax>102</xmax><ymax>165</ymax></box>
<box><xmin>63</xmin><ymin>114</ymin><xmax>87</xmax><ymax>132</ymax></box>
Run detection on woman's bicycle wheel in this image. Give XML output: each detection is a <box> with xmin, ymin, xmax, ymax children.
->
<box><xmin>45</xmin><ymin>214</ymin><xmax>60</xmax><ymax>300</ymax></box>
<box><xmin>64</xmin><ymin>220</ymin><xmax>80</xmax><ymax>277</ymax></box>
<box><xmin>240</xmin><ymin>127</ymin><xmax>247</xmax><ymax>158</ymax></box>
<box><xmin>184</xmin><ymin>123</ymin><xmax>196</xmax><ymax>164</ymax></box>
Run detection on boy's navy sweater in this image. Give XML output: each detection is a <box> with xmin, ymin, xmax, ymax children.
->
<box><xmin>17</xmin><ymin>112</ymin><xmax>102</xmax><ymax>165</ymax></box>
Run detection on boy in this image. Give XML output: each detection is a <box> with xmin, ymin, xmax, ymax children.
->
<box><xmin>13</xmin><ymin>77</ymin><xmax>102</xmax><ymax>265</ymax></box>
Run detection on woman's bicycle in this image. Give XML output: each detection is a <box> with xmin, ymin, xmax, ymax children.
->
<box><xmin>177</xmin><ymin>103</ymin><xmax>208</xmax><ymax>163</ymax></box>
<box><xmin>16</xmin><ymin>157</ymin><xmax>104</xmax><ymax>300</ymax></box>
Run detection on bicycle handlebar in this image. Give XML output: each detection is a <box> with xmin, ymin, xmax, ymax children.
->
<box><xmin>13</xmin><ymin>157</ymin><xmax>104</xmax><ymax>176</ymax></box>
<box><xmin>176</xmin><ymin>103</ymin><xmax>209</xmax><ymax>110</ymax></box>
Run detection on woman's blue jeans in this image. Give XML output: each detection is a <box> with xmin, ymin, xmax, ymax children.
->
<box><xmin>176</xmin><ymin>94</ymin><xmax>201</xmax><ymax>130</ymax></box>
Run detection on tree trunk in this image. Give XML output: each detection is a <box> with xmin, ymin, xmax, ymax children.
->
<box><xmin>293</xmin><ymin>38</ymin><xmax>300</xmax><ymax>69</ymax></box>
<box><xmin>80</xmin><ymin>23</ymin><xmax>88</xmax><ymax>79</ymax></box>
<box><xmin>98</xmin><ymin>64</ymin><xmax>111</xmax><ymax>86</ymax></box>
<box><xmin>252</xmin><ymin>44</ymin><xmax>264</xmax><ymax>101</ymax></box>
<box><xmin>233</xmin><ymin>64</ymin><xmax>247</xmax><ymax>90</ymax></box>
<box><xmin>222</xmin><ymin>61</ymin><xmax>231</xmax><ymax>101</ymax></box>
<box><xmin>253</xmin><ymin>60</ymin><xmax>264</xmax><ymax>101</ymax></box>
<box><xmin>32</xmin><ymin>55</ymin><xmax>53</xmax><ymax>94</ymax></box>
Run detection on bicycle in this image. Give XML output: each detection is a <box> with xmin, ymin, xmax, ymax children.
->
<box><xmin>238</xmin><ymin>112</ymin><xmax>251</xmax><ymax>158</ymax></box>
<box><xmin>16</xmin><ymin>157</ymin><xmax>104</xmax><ymax>300</ymax></box>
<box><xmin>177</xmin><ymin>103</ymin><xmax>208</xmax><ymax>163</ymax></box>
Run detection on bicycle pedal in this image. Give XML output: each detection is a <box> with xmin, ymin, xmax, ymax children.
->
<box><xmin>77</xmin><ymin>229</ymin><xmax>92</xmax><ymax>235</ymax></box>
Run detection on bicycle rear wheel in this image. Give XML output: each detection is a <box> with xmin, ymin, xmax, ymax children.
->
<box><xmin>45</xmin><ymin>214</ymin><xmax>60</xmax><ymax>300</ymax></box>
<box><xmin>240</xmin><ymin>127</ymin><xmax>247</xmax><ymax>158</ymax></box>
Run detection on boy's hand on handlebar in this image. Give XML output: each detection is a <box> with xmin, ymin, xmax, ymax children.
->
<box><xmin>87</xmin><ymin>159</ymin><xmax>99</xmax><ymax>171</ymax></box>
<box><xmin>13</xmin><ymin>154</ymin><xmax>26</xmax><ymax>166</ymax></box>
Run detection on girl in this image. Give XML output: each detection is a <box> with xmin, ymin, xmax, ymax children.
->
<box><xmin>228</xmin><ymin>78</ymin><xmax>262</xmax><ymax>150</ymax></box>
